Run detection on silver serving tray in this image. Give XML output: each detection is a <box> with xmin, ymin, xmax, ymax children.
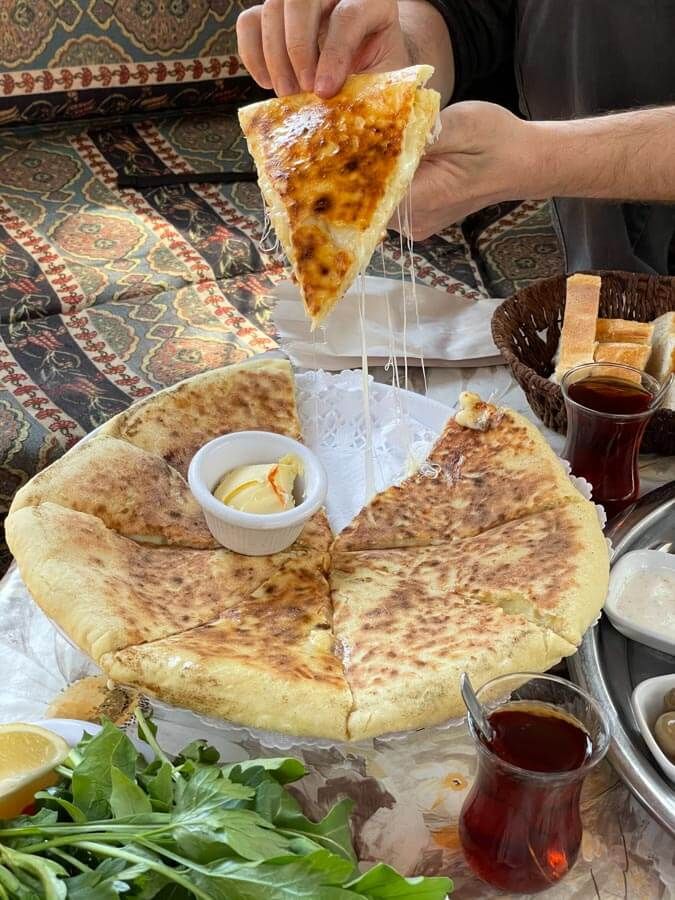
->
<box><xmin>569</xmin><ymin>481</ymin><xmax>675</xmax><ymax>836</ymax></box>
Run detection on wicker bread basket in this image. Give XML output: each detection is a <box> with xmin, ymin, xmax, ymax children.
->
<box><xmin>491</xmin><ymin>271</ymin><xmax>674</xmax><ymax>456</ymax></box>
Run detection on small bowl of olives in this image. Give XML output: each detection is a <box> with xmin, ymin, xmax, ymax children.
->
<box><xmin>631</xmin><ymin>674</ymin><xmax>675</xmax><ymax>785</ymax></box>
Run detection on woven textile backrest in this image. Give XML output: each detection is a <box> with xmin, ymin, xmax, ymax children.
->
<box><xmin>0</xmin><ymin>0</ymin><xmax>262</xmax><ymax>126</ymax></box>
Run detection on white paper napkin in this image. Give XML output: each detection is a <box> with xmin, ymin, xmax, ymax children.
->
<box><xmin>273</xmin><ymin>276</ymin><xmax>505</xmax><ymax>370</ymax></box>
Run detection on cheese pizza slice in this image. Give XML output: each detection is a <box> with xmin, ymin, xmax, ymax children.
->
<box><xmin>334</xmin><ymin>392</ymin><xmax>583</xmax><ymax>552</ymax></box>
<box><xmin>239</xmin><ymin>66</ymin><xmax>440</xmax><ymax>327</ymax></box>
<box><xmin>101</xmin><ymin>554</ymin><xmax>351</xmax><ymax>740</ymax></box>
<box><xmin>331</xmin><ymin>551</ymin><xmax>575</xmax><ymax>741</ymax></box>
<box><xmin>9</xmin><ymin>435</ymin><xmax>218</xmax><ymax>549</ymax></box>
<box><xmin>5</xmin><ymin>502</ymin><xmax>301</xmax><ymax>662</ymax></box>
<box><xmin>101</xmin><ymin>357</ymin><xmax>302</xmax><ymax>479</ymax></box>
<box><xmin>336</xmin><ymin>500</ymin><xmax>607</xmax><ymax>647</ymax></box>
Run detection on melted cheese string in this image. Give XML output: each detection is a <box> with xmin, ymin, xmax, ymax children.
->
<box><xmin>358</xmin><ymin>272</ymin><xmax>375</xmax><ymax>501</ymax></box>
<box><xmin>311</xmin><ymin>328</ymin><xmax>319</xmax><ymax>442</ymax></box>
<box><xmin>396</xmin><ymin>210</ymin><xmax>409</xmax><ymax>393</ymax></box>
<box><xmin>258</xmin><ymin>194</ymin><xmax>279</xmax><ymax>254</ymax></box>
<box><xmin>405</xmin><ymin>188</ymin><xmax>427</xmax><ymax>394</ymax></box>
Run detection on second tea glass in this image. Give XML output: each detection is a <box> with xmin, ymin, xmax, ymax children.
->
<box><xmin>459</xmin><ymin>673</ymin><xmax>611</xmax><ymax>894</ymax></box>
<box><xmin>561</xmin><ymin>362</ymin><xmax>670</xmax><ymax>518</ymax></box>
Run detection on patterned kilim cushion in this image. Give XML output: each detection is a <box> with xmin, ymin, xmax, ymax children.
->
<box><xmin>0</xmin><ymin>104</ymin><xmax>564</xmax><ymax>574</ymax></box>
<box><xmin>0</xmin><ymin>0</ymin><xmax>263</xmax><ymax>126</ymax></box>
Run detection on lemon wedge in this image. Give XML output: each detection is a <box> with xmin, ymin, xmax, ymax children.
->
<box><xmin>0</xmin><ymin>723</ymin><xmax>69</xmax><ymax>819</ymax></box>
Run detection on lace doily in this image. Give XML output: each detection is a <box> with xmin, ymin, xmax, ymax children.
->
<box><xmin>295</xmin><ymin>369</ymin><xmax>449</xmax><ymax>532</ymax></box>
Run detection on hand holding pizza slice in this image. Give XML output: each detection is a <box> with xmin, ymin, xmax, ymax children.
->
<box><xmin>239</xmin><ymin>66</ymin><xmax>440</xmax><ymax>327</ymax></box>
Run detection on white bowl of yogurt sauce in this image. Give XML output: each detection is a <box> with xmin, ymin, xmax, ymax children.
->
<box><xmin>604</xmin><ymin>549</ymin><xmax>675</xmax><ymax>656</ymax></box>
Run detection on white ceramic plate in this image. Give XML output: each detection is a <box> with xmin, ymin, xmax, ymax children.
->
<box><xmin>604</xmin><ymin>549</ymin><xmax>675</xmax><ymax>655</ymax></box>
<box><xmin>27</xmin><ymin>718</ymin><xmax>102</xmax><ymax>747</ymax></box>
<box><xmin>631</xmin><ymin>674</ymin><xmax>675</xmax><ymax>785</ymax></box>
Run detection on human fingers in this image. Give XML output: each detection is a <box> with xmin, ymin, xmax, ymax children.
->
<box><xmin>284</xmin><ymin>0</ymin><xmax>327</xmax><ymax>92</ymax></box>
<box><xmin>236</xmin><ymin>6</ymin><xmax>272</xmax><ymax>89</ymax></box>
<box><xmin>261</xmin><ymin>0</ymin><xmax>301</xmax><ymax>96</ymax></box>
<box><xmin>314</xmin><ymin>0</ymin><xmax>398</xmax><ymax>97</ymax></box>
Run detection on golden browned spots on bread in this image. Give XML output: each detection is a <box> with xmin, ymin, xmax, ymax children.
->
<box><xmin>101</xmin><ymin>358</ymin><xmax>302</xmax><ymax>479</ymax></box>
<box><xmin>101</xmin><ymin>555</ymin><xmax>351</xmax><ymax>740</ymax></box>
<box><xmin>9</xmin><ymin>435</ymin><xmax>218</xmax><ymax>549</ymax></box>
<box><xmin>5</xmin><ymin>502</ymin><xmax>303</xmax><ymax>662</ymax></box>
<box><xmin>334</xmin><ymin>394</ymin><xmax>579</xmax><ymax>552</ymax></box>
<box><xmin>239</xmin><ymin>67</ymin><xmax>440</xmax><ymax>326</ymax></box>
<box><xmin>594</xmin><ymin>342</ymin><xmax>651</xmax><ymax>381</ymax></box>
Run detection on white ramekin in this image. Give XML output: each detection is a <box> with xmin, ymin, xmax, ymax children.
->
<box><xmin>188</xmin><ymin>431</ymin><xmax>327</xmax><ymax>556</ymax></box>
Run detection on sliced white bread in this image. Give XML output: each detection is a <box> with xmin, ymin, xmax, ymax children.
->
<box><xmin>554</xmin><ymin>274</ymin><xmax>601</xmax><ymax>381</ymax></box>
<box><xmin>596</xmin><ymin>318</ymin><xmax>654</xmax><ymax>345</ymax></box>
<box><xmin>646</xmin><ymin>312</ymin><xmax>675</xmax><ymax>381</ymax></box>
<box><xmin>594</xmin><ymin>342</ymin><xmax>651</xmax><ymax>383</ymax></box>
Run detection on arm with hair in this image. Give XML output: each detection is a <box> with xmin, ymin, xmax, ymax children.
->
<box><xmin>399</xmin><ymin>102</ymin><xmax>675</xmax><ymax>241</ymax></box>
<box><xmin>397</xmin><ymin>1</ymin><xmax>455</xmax><ymax>104</ymax></box>
<box><xmin>533</xmin><ymin>107</ymin><xmax>675</xmax><ymax>203</ymax></box>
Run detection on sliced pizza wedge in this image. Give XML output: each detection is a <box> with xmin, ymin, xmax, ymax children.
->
<box><xmin>100</xmin><ymin>553</ymin><xmax>351</xmax><ymax>740</ymax></box>
<box><xmin>334</xmin><ymin>392</ymin><xmax>583</xmax><ymax>552</ymax></box>
<box><xmin>5</xmin><ymin>502</ymin><xmax>301</xmax><ymax>663</ymax></box>
<box><xmin>102</xmin><ymin>357</ymin><xmax>302</xmax><ymax>479</ymax></box>
<box><xmin>239</xmin><ymin>66</ymin><xmax>440</xmax><ymax>327</ymax></box>
<box><xmin>9</xmin><ymin>435</ymin><xmax>218</xmax><ymax>549</ymax></box>
<box><xmin>335</xmin><ymin>501</ymin><xmax>607</xmax><ymax>652</ymax></box>
<box><xmin>331</xmin><ymin>550</ymin><xmax>574</xmax><ymax>741</ymax></box>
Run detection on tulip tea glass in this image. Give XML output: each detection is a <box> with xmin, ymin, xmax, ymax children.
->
<box><xmin>459</xmin><ymin>673</ymin><xmax>610</xmax><ymax>894</ymax></box>
<box><xmin>561</xmin><ymin>362</ymin><xmax>671</xmax><ymax>519</ymax></box>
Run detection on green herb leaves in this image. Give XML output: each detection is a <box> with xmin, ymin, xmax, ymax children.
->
<box><xmin>0</xmin><ymin>713</ymin><xmax>453</xmax><ymax>899</ymax></box>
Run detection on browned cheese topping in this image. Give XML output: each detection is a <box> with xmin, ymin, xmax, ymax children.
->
<box><xmin>248</xmin><ymin>79</ymin><xmax>417</xmax><ymax>318</ymax></box>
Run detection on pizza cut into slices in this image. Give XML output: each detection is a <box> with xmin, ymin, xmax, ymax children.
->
<box><xmin>239</xmin><ymin>66</ymin><xmax>440</xmax><ymax>327</ymax></box>
<box><xmin>5</xmin><ymin>502</ymin><xmax>301</xmax><ymax>663</ymax></box>
<box><xmin>334</xmin><ymin>392</ymin><xmax>583</xmax><ymax>552</ymax></box>
<box><xmin>100</xmin><ymin>553</ymin><xmax>351</xmax><ymax>741</ymax></box>
<box><xmin>101</xmin><ymin>357</ymin><xmax>302</xmax><ymax>479</ymax></box>
<box><xmin>331</xmin><ymin>550</ymin><xmax>574</xmax><ymax>741</ymax></box>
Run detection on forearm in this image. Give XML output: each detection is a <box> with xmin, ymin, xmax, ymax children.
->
<box><xmin>398</xmin><ymin>1</ymin><xmax>455</xmax><ymax>105</ymax></box>
<box><xmin>527</xmin><ymin>107</ymin><xmax>675</xmax><ymax>203</ymax></box>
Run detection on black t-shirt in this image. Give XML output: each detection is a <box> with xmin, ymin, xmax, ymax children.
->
<box><xmin>426</xmin><ymin>0</ymin><xmax>517</xmax><ymax>107</ymax></box>
<box><xmin>424</xmin><ymin>0</ymin><xmax>675</xmax><ymax>274</ymax></box>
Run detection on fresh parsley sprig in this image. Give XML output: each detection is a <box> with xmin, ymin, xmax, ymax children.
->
<box><xmin>0</xmin><ymin>712</ymin><xmax>452</xmax><ymax>899</ymax></box>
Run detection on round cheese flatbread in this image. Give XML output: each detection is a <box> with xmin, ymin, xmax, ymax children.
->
<box><xmin>6</xmin><ymin>354</ymin><xmax>609</xmax><ymax>742</ymax></box>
